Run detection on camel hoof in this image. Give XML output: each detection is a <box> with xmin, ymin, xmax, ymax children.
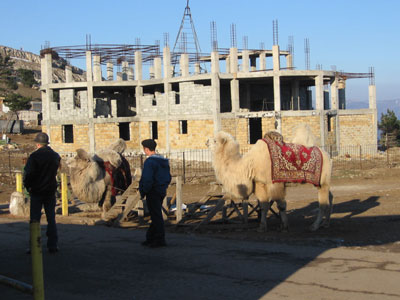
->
<box><xmin>321</xmin><ymin>221</ymin><xmax>330</xmax><ymax>228</ymax></box>
<box><xmin>257</xmin><ymin>226</ymin><xmax>267</xmax><ymax>233</ymax></box>
<box><xmin>309</xmin><ymin>224</ymin><xmax>319</xmax><ymax>232</ymax></box>
<box><xmin>279</xmin><ymin>224</ymin><xmax>289</xmax><ymax>232</ymax></box>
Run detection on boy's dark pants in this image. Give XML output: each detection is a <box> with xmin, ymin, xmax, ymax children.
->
<box><xmin>145</xmin><ymin>190</ymin><xmax>166</xmax><ymax>244</ymax></box>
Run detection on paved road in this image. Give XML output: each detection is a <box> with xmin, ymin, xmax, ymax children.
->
<box><xmin>0</xmin><ymin>217</ymin><xmax>399</xmax><ymax>300</ymax></box>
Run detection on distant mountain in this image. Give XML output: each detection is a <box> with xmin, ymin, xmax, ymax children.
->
<box><xmin>0</xmin><ymin>45</ymin><xmax>85</xmax><ymax>84</ymax></box>
<box><xmin>347</xmin><ymin>99</ymin><xmax>400</xmax><ymax>120</ymax></box>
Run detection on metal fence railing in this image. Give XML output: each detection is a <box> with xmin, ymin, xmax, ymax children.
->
<box><xmin>2</xmin><ymin>144</ymin><xmax>400</xmax><ymax>184</ymax></box>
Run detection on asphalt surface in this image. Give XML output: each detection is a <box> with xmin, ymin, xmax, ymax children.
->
<box><xmin>0</xmin><ymin>217</ymin><xmax>399</xmax><ymax>300</ymax></box>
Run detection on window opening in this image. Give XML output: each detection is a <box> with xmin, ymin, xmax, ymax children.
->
<box><xmin>62</xmin><ymin>125</ymin><xmax>74</xmax><ymax>143</ymax></box>
<box><xmin>249</xmin><ymin>118</ymin><xmax>262</xmax><ymax>144</ymax></box>
<box><xmin>119</xmin><ymin>122</ymin><xmax>130</xmax><ymax>140</ymax></box>
<box><xmin>151</xmin><ymin>121</ymin><xmax>158</xmax><ymax>140</ymax></box>
<box><xmin>179</xmin><ymin>120</ymin><xmax>188</xmax><ymax>134</ymax></box>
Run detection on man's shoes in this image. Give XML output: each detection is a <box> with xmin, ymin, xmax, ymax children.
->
<box><xmin>141</xmin><ymin>240</ymin><xmax>152</xmax><ymax>246</ymax></box>
<box><xmin>149</xmin><ymin>241</ymin><xmax>167</xmax><ymax>248</ymax></box>
<box><xmin>48</xmin><ymin>247</ymin><xmax>59</xmax><ymax>253</ymax></box>
<box><xmin>141</xmin><ymin>240</ymin><xmax>167</xmax><ymax>248</ymax></box>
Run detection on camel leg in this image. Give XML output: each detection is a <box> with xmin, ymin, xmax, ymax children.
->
<box><xmin>275</xmin><ymin>198</ymin><xmax>288</xmax><ymax>231</ymax></box>
<box><xmin>101</xmin><ymin>186</ymin><xmax>113</xmax><ymax>219</ymax></box>
<box><xmin>257</xmin><ymin>200</ymin><xmax>270</xmax><ymax>232</ymax></box>
<box><xmin>310</xmin><ymin>184</ymin><xmax>331</xmax><ymax>231</ymax></box>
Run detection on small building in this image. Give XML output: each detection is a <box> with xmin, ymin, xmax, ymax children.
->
<box><xmin>39</xmin><ymin>43</ymin><xmax>377</xmax><ymax>155</ymax></box>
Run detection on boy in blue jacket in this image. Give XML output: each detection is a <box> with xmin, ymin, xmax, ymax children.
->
<box><xmin>139</xmin><ymin>139</ymin><xmax>171</xmax><ymax>247</ymax></box>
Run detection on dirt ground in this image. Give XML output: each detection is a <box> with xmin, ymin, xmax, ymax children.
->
<box><xmin>1</xmin><ymin>130</ymin><xmax>400</xmax><ymax>253</ymax></box>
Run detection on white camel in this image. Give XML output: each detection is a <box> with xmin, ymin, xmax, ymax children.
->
<box><xmin>207</xmin><ymin>124</ymin><xmax>333</xmax><ymax>232</ymax></box>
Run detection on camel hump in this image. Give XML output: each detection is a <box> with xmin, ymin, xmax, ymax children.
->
<box><xmin>291</xmin><ymin>123</ymin><xmax>316</xmax><ymax>147</ymax></box>
<box><xmin>93</xmin><ymin>149</ymin><xmax>122</xmax><ymax>168</ymax></box>
<box><xmin>263</xmin><ymin>131</ymin><xmax>283</xmax><ymax>143</ymax></box>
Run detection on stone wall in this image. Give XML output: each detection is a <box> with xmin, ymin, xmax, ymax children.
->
<box><xmin>169</xmin><ymin>82</ymin><xmax>213</xmax><ymax>116</ymax></box>
<box><xmin>169</xmin><ymin>119</ymin><xmax>214</xmax><ymax>149</ymax></box>
<box><xmin>339</xmin><ymin>113</ymin><xmax>375</xmax><ymax>146</ymax></box>
<box><xmin>46</xmin><ymin>124</ymin><xmax>90</xmax><ymax>153</ymax></box>
<box><xmin>281</xmin><ymin>115</ymin><xmax>321</xmax><ymax>144</ymax></box>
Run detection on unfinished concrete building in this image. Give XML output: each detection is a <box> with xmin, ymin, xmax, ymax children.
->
<box><xmin>39</xmin><ymin>40</ymin><xmax>377</xmax><ymax>155</ymax></box>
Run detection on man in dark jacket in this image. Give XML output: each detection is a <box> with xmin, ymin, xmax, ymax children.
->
<box><xmin>24</xmin><ymin>132</ymin><xmax>61</xmax><ymax>253</ymax></box>
<box><xmin>139</xmin><ymin>139</ymin><xmax>171</xmax><ymax>248</ymax></box>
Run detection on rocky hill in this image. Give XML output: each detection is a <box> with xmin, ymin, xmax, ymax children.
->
<box><xmin>0</xmin><ymin>45</ymin><xmax>85</xmax><ymax>84</ymax></box>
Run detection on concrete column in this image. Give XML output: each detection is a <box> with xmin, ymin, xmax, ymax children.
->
<box><xmin>135</xmin><ymin>51</ymin><xmax>142</xmax><ymax>80</ymax></box>
<box><xmin>331</xmin><ymin>76</ymin><xmax>339</xmax><ymax>110</ymax></box>
<box><xmin>315</xmin><ymin>73</ymin><xmax>324</xmax><ymax>110</ymax></box>
<box><xmin>229</xmin><ymin>48</ymin><xmax>238</xmax><ymax>73</ymax></box>
<box><xmin>291</xmin><ymin>80</ymin><xmax>300</xmax><ymax>110</ymax></box>
<box><xmin>42</xmin><ymin>53</ymin><xmax>53</xmax><ymax>84</ymax></box>
<box><xmin>250</xmin><ymin>56</ymin><xmax>256</xmax><ymax>71</ymax></box>
<box><xmin>231</xmin><ymin>79</ymin><xmax>239</xmax><ymax>112</ymax></box>
<box><xmin>180</xmin><ymin>53</ymin><xmax>189</xmax><ymax>77</ymax></box>
<box><xmin>128</xmin><ymin>66</ymin><xmax>134</xmax><ymax>81</ymax></box>
<box><xmin>107</xmin><ymin>61</ymin><xmax>113</xmax><ymax>80</ymax></box>
<box><xmin>163</xmin><ymin>47</ymin><xmax>171</xmax><ymax>151</ymax></box>
<box><xmin>40</xmin><ymin>56</ymin><xmax>47</xmax><ymax>85</ymax></box>
<box><xmin>86</xmin><ymin>51</ymin><xmax>93</xmax><ymax>82</ymax></box>
<box><xmin>154</xmin><ymin>57</ymin><xmax>162</xmax><ymax>79</ymax></box>
<box><xmin>226</xmin><ymin>56</ymin><xmax>231</xmax><ymax>73</ymax></box>
<box><xmin>259</xmin><ymin>52</ymin><xmax>266</xmax><ymax>70</ymax></box>
<box><xmin>163</xmin><ymin>46</ymin><xmax>171</xmax><ymax>78</ymax></box>
<box><xmin>273</xmin><ymin>75</ymin><xmax>281</xmax><ymax>111</ymax></box>
<box><xmin>369</xmin><ymin>84</ymin><xmax>378</xmax><ymax>146</ymax></box>
<box><xmin>93</xmin><ymin>55</ymin><xmax>102</xmax><ymax>81</ymax></box>
<box><xmin>212</xmin><ymin>72</ymin><xmax>221</xmax><ymax>134</ymax></box>
<box><xmin>40</xmin><ymin>54</ymin><xmax>53</xmax><ymax>128</ymax></box>
<box><xmin>194</xmin><ymin>62</ymin><xmax>200</xmax><ymax>74</ymax></box>
<box><xmin>242</xmin><ymin>50</ymin><xmax>249</xmax><ymax>72</ymax></box>
<box><xmin>65</xmin><ymin>66</ymin><xmax>73</xmax><ymax>83</ymax></box>
<box><xmin>211</xmin><ymin>51</ymin><xmax>220</xmax><ymax>73</ymax></box>
<box><xmin>272</xmin><ymin>45</ymin><xmax>280</xmax><ymax>71</ymax></box>
<box><xmin>87</xmin><ymin>80</ymin><xmax>95</xmax><ymax>153</ymax></box>
<box><xmin>111</xmin><ymin>99</ymin><xmax>117</xmax><ymax>116</ymax></box>
<box><xmin>286</xmin><ymin>54</ymin><xmax>293</xmax><ymax>69</ymax></box>
<box><xmin>319</xmin><ymin>112</ymin><xmax>326</xmax><ymax>146</ymax></box>
<box><xmin>149</xmin><ymin>66</ymin><xmax>154</xmax><ymax>79</ymax></box>
<box><xmin>369</xmin><ymin>84</ymin><xmax>376</xmax><ymax>109</ymax></box>
<box><xmin>122</xmin><ymin>61</ymin><xmax>129</xmax><ymax>80</ymax></box>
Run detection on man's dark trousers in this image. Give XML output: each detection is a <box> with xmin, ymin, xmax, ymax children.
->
<box><xmin>30</xmin><ymin>193</ymin><xmax>58</xmax><ymax>249</ymax></box>
<box><xmin>145</xmin><ymin>190</ymin><xmax>166</xmax><ymax>244</ymax></box>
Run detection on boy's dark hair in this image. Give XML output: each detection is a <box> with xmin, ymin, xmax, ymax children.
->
<box><xmin>141</xmin><ymin>139</ymin><xmax>157</xmax><ymax>151</ymax></box>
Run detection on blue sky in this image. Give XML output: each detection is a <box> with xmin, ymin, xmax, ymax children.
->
<box><xmin>1</xmin><ymin>0</ymin><xmax>399</xmax><ymax>105</ymax></box>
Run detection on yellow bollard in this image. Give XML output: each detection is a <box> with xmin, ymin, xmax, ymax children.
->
<box><xmin>16</xmin><ymin>171</ymin><xmax>22</xmax><ymax>193</ymax></box>
<box><xmin>30</xmin><ymin>221</ymin><xmax>45</xmax><ymax>300</ymax></box>
<box><xmin>61</xmin><ymin>173</ymin><xmax>68</xmax><ymax>216</ymax></box>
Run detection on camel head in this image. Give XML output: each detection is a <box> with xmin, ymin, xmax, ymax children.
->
<box><xmin>207</xmin><ymin>131</ymin><xmax>241</xmax><ymax>161</ymax></box>
<box><xmin>108</xmin><ymin>138</ymin><xmax>127</xmax><ymax>154</ymax></box>
<box><xmin>66</xmin><ymin>148</ymin><xmax>91</xmax><ymax>171</ymax></box>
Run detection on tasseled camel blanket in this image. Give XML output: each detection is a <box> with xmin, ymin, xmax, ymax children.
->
<box><xmin>262</xmin><ymin>136</ymin><xmax>323</xmax><ymax>186</ymax></box>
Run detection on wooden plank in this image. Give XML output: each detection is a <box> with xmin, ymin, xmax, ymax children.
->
<box><xmin>193</xmin><ymin>198</ymin><xmax>225</xmax><ymax>230</ymax></box>
<box><xmin>119</xmin><ymin>193</ymin><xmax>141</xmax><ymax>223</ymax></box>
<box><xmin>175</xmin><ymin>176</ymin><xmax>183</xmax><ymax>222</ymax></box>
<box><xmin>162</xmin><ymin>196</ymin><xmax>168</xmax><ymax>221</ymax></box>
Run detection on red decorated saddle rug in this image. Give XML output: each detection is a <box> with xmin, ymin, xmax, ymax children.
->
<box><xmin>262</xmin><ymin>137</ymin><xmax>323</xmax><ymax>186</ymax></box>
